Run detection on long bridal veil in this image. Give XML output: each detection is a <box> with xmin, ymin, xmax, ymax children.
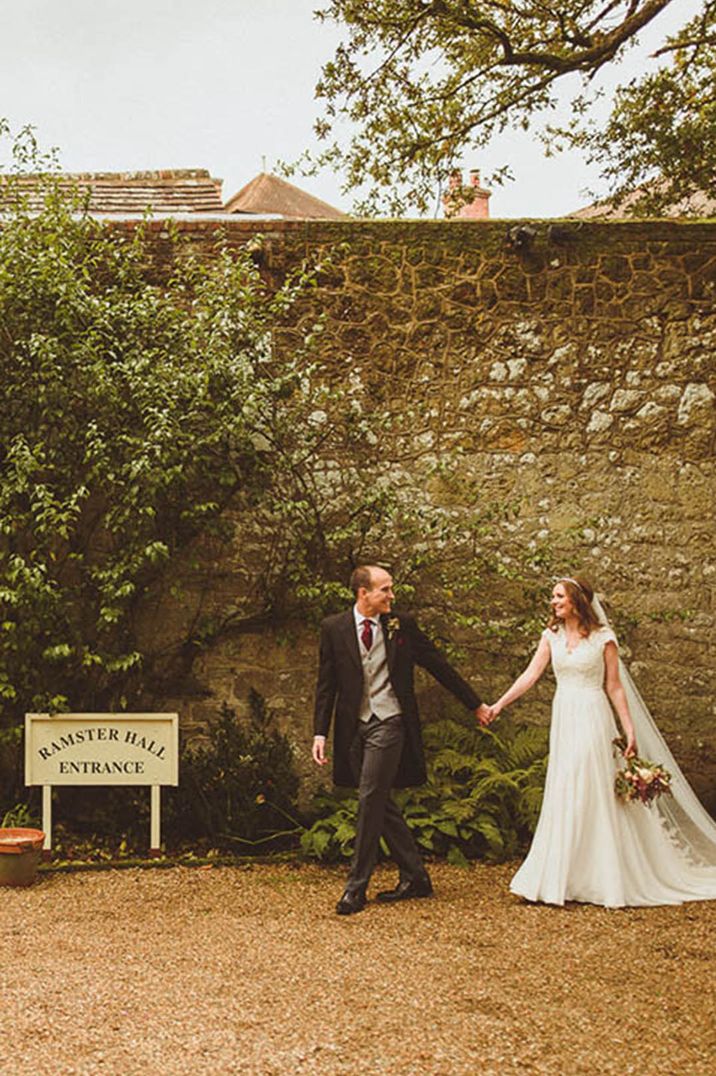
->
<box><xmin>593</xmin><ymin>594</ymin><xmax>716</xmax><ymax>868</ymax></box>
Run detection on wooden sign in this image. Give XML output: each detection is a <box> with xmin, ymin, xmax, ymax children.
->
<box><xmin>25</xmin><ymin>713</ymin><xmax>179</xmax><ymax>856</ymax></box>
<box><xmin>26</xmin><ymin>713</ymin><xmax>178</xmax><ymax>786</ymax></box>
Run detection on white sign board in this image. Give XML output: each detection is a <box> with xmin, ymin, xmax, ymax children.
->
<box><xmin>25</xmin><ymin>713</ymin><xmax>179</xmax><ymax>856</ymax></box>
<box><xmin>25</xmin><ymin>713</ymin><xmax>178</xmax><ymax>786</ymax></box>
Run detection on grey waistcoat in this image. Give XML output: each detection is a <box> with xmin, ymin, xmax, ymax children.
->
<box><xmin>357</xmin><ymin>620</ymin><xmax>402</xmax><ymax>723</ymax></box>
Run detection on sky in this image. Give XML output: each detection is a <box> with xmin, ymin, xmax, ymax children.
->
<box><xmin>0</xmin><ymin>0</ymin><xmax>702</xmax><ymax>219</ymax></box>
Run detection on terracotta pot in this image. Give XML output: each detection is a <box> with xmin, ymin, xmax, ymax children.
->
<box><xmin>0</xmin><ymin>828</ymin><xmax>45</xmax><ymax>887</ymax></box>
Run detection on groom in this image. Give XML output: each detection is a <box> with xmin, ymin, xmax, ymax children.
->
<box><xmin>313</xmin><ymin>564</ymin><xmax>490</xmax><ymax>915</ymax></box>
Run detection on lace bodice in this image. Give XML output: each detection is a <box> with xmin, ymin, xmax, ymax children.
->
<box><xmin>544</xmin><ymin>625</ymin><xmax>617</xmax><ymax>691</ymax></box>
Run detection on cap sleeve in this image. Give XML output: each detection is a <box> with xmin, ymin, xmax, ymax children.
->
<box><xmin>596</xmin><ymin>625</ymin><xmax>618</xmax><ymax>649</ymax></box>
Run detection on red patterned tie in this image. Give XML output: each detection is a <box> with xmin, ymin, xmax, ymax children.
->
<box><xmin>361</xmin><ymin>618</ymin><xmax>373</xmax><ymax>651</ymax></box>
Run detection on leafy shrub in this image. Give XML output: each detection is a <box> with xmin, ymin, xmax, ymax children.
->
<box><xmin>0</xmin><ymin>127</ymin><xmax>370</xmax><ymax>806</ymax></box>
<box><xmin>1</xmin><ymin>801</ymin><xmax>38</xmax><ymax>829</ymax></box>
<box><xmin>167</xmin><ymin>692</ymin><xmax>301</xmax><ymax>850</ymax></box>
<box><xmin>301</xmin><ymin>714</ymin><xmax>548</xmax><ymax>864</ymax></box>
<box><xmin>0</xmin><ymin>169</ymin><xmax>322</xmax><ymax>748</ymax></box>
<box><xmin>398</xmin><ymin>716</ymin><xmax>548</xmax><ymax>862</ymax></box>
<box><xmin>300</xmin><ymin>789</ymin><xmax>360</xmax><ymax>861</ymax></box>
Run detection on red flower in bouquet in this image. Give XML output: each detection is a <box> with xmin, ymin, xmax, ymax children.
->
<box><xmin>613</xmin><ymin>739</ymin><xmax>672</xmax><ymax>806</ymax></box>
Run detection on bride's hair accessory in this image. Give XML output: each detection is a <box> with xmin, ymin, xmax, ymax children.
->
<box><xmin>556</xmin><ymin>576</ymin><xmax>585</xmax><ymax>593</ymax></box>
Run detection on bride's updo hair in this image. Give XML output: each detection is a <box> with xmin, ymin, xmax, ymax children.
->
<box><xmin>549</xmin><ymin>576</ymin><xmax>602</xmax><ymax>637</ymax></box>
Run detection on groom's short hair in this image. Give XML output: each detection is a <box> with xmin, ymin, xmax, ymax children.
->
<box><xmin>350</xmin><ymin>565</ymin><xmax>376</xmax><ymax>596</ymax></box>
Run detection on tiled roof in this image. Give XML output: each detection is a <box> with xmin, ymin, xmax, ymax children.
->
<box><xmin>570</xmin><ymin>182</ymin><xmax>716</xmax><ymax>220</ymax></box>
<box><xmin>1</xmin><ymin>169</ymin><xmax>224</xmax><ymax>214</ymax></box>
<box><xmin>225</xmin><ymin>172</ymin><xmax>346</xmax><ymax>219</ymax></box>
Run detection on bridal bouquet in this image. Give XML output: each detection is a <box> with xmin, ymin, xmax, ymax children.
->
<box><xmin>613</xmin><ymin>739</ymin><xmax>672</xmax><ymax>806</ymax></box>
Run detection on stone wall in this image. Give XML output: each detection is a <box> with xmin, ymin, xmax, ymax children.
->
<box><xmin>124</xmin><ymin>218</ymin><xmax>716</xmax><ymax>809</ymax></box>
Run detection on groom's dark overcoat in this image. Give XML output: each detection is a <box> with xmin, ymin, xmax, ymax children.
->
<box><xmin>314</xmin><ymin>610</ymin><xmax>481</xmax><ymax>788</ymax></box>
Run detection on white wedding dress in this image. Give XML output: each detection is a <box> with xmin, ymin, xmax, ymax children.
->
<box><xmin>511</xmin><ymin>623</ymin><xmax>716</xmax><ymax>907</ymax></box>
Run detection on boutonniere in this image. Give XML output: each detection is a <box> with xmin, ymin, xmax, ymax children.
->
<box><xmin>386</xmin><ymin>616</ymin><xmax>400</xmax><ymax>641</ymax></box>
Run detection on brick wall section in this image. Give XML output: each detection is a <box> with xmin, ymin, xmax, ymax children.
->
<box><xmin>116</xmin><ymin>218</ymin><xmax>716</xmax><ymax>808</ymax></box>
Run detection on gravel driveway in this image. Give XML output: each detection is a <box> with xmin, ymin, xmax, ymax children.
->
<box><xmin>2</xmin><ymin>861</ymin><xmax>715</xmax><ymax>1075</ymax></box>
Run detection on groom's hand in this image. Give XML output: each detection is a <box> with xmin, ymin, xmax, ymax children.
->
<box><xmin>476</xmin><ymin>703</ymin><xmax>493</xmax><ymax>727</ymax></box>
<box><xmin>312</xmin><ymin>735</ymin><xmax>328</xmax><ymax>765</ymax></box>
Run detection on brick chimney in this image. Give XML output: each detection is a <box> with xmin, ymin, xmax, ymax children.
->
<box><xmin>443</xmin><ymin>168</ymin><xmax>491</xmax><ymax>220</ymax></box>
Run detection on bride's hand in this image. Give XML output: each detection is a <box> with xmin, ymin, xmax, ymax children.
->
<box><xmin>624</xmin><ymin>736</ymin><xmax>637</xmax><ymax>759</ymax></box>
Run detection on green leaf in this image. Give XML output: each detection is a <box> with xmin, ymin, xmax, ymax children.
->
<box><xmin>446</xmin><ymin>845</ymin><xmax>470</xmax><ymax>868</ymax></box>
<box><xmin>41</xmin><ymin>643</ymin><xmax>73</xmax><ymax>661</ymax></box>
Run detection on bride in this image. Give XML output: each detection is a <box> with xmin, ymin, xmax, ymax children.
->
<box><xmin>488</xmin><ymin>577</ymin><xmax>716</xmax><ymax>907</ymax></box>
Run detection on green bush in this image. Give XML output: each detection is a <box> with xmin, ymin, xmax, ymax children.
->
<box><xmin>1</xmin><ymin>801</ymin><xmax>38</xmax><ymax>829</ymax></box>
<box><xmin>301</xmin><ymin>714</ymin><xmax>549</xmax><ymax>864</ymax></box>
<box><xmin>167</xmin><ymin>692</ymin><xmax>302</xmax><ymax>850</ymax></box>
<box><xmin>0</xmin><ymin>175</ymin><xmax>320</xmax><ymax>741</ymax></box>
<box><xmin>0</xmin><ymin>127</ymin><xmax>358</xmax><ymax>808</ymax></box>
<box><xmin>300</xmin><ymin>789</ymin><xmax>360</xmax><ymax>862</ymax></box>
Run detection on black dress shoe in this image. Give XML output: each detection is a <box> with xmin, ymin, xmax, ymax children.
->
<box><xmin>336</xmin><ymin>889</ymin><xmax>367</xmax><ymax>915</ymax></box>
<box><xmin>375</xmin><ymin>874</ymin><xmax>434</xmax><ymax>903</ymax></box>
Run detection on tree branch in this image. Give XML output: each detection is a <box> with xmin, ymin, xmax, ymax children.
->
<box><xmin>450</xmin><ymin>0</ymin><xmax>675</xmax><ymax>73</ymax></box>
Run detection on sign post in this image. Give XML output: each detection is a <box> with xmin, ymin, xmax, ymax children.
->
<box><xmin>25</xmin><ymin>713</ymin><xmax>179</xmax><ymax>858</ymax></box>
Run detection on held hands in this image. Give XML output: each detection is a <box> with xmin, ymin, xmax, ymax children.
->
<box><xmin>312</xmin><ymin>735</ymin><xmax>329</xmax><ymax>766</ymax></box>
<box><xmin>476</xmin><ymin>701</ymin><xmax>505</xmax><ymax>727</ymax></box>
<box><xmin>476</xmin><ymin>703</ymin><xmax>495</xmax><ymax>727</ymax></box>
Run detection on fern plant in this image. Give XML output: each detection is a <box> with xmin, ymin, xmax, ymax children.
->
<box><xmin>398</xmin><ymin>717</ymin><xmax>548</xmax><ymax>862</ymax></box>
<box><xmin>301</xmin><ymin>715</ymin><xmax>549</xmax><ymax>864</ymax></box>
<box><xmin>300</xmin><ymin>790</ymin><xmax>359</xmax><ymax>861</ymax></box>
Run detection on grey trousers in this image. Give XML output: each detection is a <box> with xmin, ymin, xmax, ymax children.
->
<box><xmin>345</xmin><ymin>713</ymin><xmax>425</xmax><ymax>895</ymax></box>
